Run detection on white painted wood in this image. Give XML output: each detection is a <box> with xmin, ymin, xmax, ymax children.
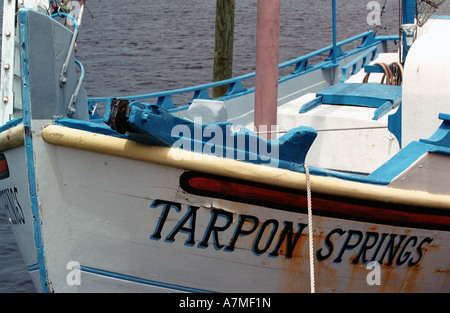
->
<box><xmin>1</xmin><ymin>0</ymin><xmax>50</xmax><ymax>124</ymax></box>
<box><xmin>22</xmin><ymin>120</ymin><xmax>449</xmax><ymax>292</ymax></box>
<box><xmin>1</xmin><ymin>0</ymin><xmax>17</xmax><ymax>124</ymax></box>
<box><xmin>39</xmin><ymin>147</ymin><xmax>450</xmax><ymax>292</ymax></box>
<box><xmin>277</xmin><ymin>95</ymin><xmax>400</xmax><ymax>174</ymax></box>
<box><xmin>390</xmin><ymin>152</ymin><xmax>450</xmax><ymax>194</ymax></box>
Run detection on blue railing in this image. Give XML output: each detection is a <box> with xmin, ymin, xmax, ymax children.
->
<box><xmin>51</xmin><ymin>12</ymin><xmax>79</xmax><ymax>30</ymax></box>
<box><xmin>87</xmin><ymin>31</ymin><xmax>399</xmax><ymax>118</ymax></box>
<box><xmin>340</xmin><ymin>45</ymin><xmax>379</xmax><ymax>82</ymax></box>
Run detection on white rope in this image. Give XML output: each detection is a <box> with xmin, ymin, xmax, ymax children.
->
<box><xmin>304</xmin><ymin>164</ymin><xmax>315</xmax><ymax>293</ymax></box>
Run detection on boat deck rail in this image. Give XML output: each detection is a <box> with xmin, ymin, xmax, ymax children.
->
<box><xmin>87</xmin><ymin>31</ymin><xmax>399</xmax><ymax>120</ymax></box>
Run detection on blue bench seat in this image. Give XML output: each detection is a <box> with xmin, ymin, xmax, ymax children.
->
<box><xmin>299</xmin><ymin>83</ymin><xmax>402</xmax><ymax>120</ymax></box>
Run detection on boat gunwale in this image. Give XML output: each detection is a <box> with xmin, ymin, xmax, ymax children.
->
<box><xmin>40</xmin><ymin>123</ymin><xmax>450</xmax><ymax>212</ymax></box>
<box><xmin>0</xmin><ymin>122</ymin><xmax>24</xmax><ymax>152</ymax></box>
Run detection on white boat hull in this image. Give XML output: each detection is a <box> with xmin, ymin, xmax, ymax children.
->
<box><xmin>0</xmin><ymin>146</ymin><xmax>43</xmax><ymax>292</ymax></box>
<box><xmin>2</xmin><ymin>121</ymin><xmax>447</xmax><ymax>293</ymax></box>
<box><xmin>1</xmin><ymin>5</ymin><xmax>449</xmax><ymax>294</ymax></box>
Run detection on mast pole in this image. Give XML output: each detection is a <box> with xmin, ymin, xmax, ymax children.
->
<box><xmin>254</xmin><ymin>0</ymin><xmax>280</xmax><ymax>140</ymax></box>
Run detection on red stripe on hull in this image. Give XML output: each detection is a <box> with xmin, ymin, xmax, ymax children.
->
<box><xmin>182</xmin><ymin>173</ymin><xmax>450</xmax><ymax>231</ymax></box>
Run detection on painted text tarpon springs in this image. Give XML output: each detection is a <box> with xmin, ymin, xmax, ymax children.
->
<box><xmin>149</xmin><ymin>199</ymin><xmax>433</xmax><ymax>267</ymax></box>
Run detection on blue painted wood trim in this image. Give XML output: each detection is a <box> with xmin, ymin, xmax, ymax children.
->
<box><xmin>373</xmin><ymin>98</ymin><xmax>401</xmax><ymax>121</ymax></box>
<box><xmin>402</xmin><ymin>0</ymin><xmax>416</xmax><ymax>62</ymax></box>
<box><xmin>364</xmin><ymin>64</ymin><xmax>386</xmax><ymax>74</ymax></box>
<box><xmin>388</xmin><ymin>103</ymin><xmax>402</xmax><ymax>147</ymax></box>
<box><xmin>27</xmin><ymin>263</ymin><xmax>40</xmax><ymax>272</ymax></box>
<box><xmin>316</xmin><ymin>83</ymin><xmax>402</xmax><ymax>108</ymax></box>
<box><xmin>340</xmin><ymin>46</ymin><xmax>378</xmax><ymax>82</ymax></box>
<box><xmin>438</xmin><ymin>113</ymin><xmax>450</xmax><ymax>122</ymax></box>
<box><xmin>299</xmin><ymin>96</ymin><xmax>323</xmax><ymax>114</ymax></box>
<box><xmin>0</xmin><ymin>117</ymin><xmax>23</xmax><ymax>133</ymax></box>
<box><xmin>332</xmin><ymin>0</ymin><xmax>338</xmax><ymax>65</ymax></box>
<box><xmin>420</xmin><ymin>113</ymin><xmax>450</xmax><ymax>147</ymax></box>
<box><xmin>121</xmin><ymin>102</ymin><xmax>318</xmax><ymax>172</ymax></box>
<box><xmin>369</xmin><ymin>141</ymin><xmax>436</xmax><ymax>182</ymax></box>
<box><xmin>371</xmin><ymin>115</ymin><xmax>450</xmax><ymax>182</ymax></box>
<box><xmin>429</xmin><ymin>15</ymin><xmax>450</xmax><ymax>20</ymax></box>
<box><xmin>54</xmin><ymin>116</ymin><xmax>392</xmax><ymax>186</ymax></box>
<box><xmin>18</xmin><ymin>9</ymin><xmax>50</xmax><ymax>293</ymax></box>
<box><xmin>403</xmin><ymin>0</ymin><xmax>416</xmax><ymax>24</ymax></box>
<box><xmin>80</xmin><ymin>266</ymin><xmax>214</xmax><ymax>293</ymax></box>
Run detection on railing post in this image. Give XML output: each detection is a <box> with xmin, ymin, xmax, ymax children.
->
<box><xmin>332</xmin><ymin>0</ymin><xmax>338</xmax><ymax>65</ymax></box>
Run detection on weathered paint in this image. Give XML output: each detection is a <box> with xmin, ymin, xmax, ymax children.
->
<box><xmin>0</xmin><ymin>119</ymin><xmax>445</xmax><ymax>292</ymax></box>
<box><xmin>0</xmin><ymin>124</ymin><xmax>25</xmax><ymax>152</ymax></box>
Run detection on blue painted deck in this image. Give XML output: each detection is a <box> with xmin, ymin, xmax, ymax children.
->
<box><xmin>317</xmin><ymin>83</ymin><xmax>402</xmax><ymax>107</ymax></box>
<box><xmin>299</xmin><ymin>82</ymin><xmax>402</xmax><ymax>120</ymax></box>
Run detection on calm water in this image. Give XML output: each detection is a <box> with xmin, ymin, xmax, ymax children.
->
<box><xmin>0</xmin><ymin>0</ymin><xmax>449</xmax><ymax>293</ymax></box>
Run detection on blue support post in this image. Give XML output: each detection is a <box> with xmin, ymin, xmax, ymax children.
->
<box><xmin>325</xmin><ymin>0</ymin><xmax>344</xmax><ymax>67</ymax></box>
<box><xmin>403</xmin><ymin>0</ymin><xmax>416</xmax><ymax>24</ymax></box>
<box><xmin>332</xmin><ymin>0</ymin><xmax>338</xmax><ymax>65</ymax></box>
<box><xmin>402</xmin><ymin>0</ymin><xmax>416</xmax><ymax>62</ymax></box>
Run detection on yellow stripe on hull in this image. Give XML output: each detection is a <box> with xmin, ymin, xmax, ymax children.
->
<box><xmin>42</xmin><ymin>124</ymin><xmax>450</xmax><ymax>210</ymax></box>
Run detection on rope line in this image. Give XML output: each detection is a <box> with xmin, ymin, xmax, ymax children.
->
<box><xmin>304</xmin><ymin>164</ymin><xmax>315</xmax><ymax>293</ymax></box>
<box><xmin>362</xmin><ymin>62</ymin><xmax>403</xmax><ymax>86</ymax></box>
